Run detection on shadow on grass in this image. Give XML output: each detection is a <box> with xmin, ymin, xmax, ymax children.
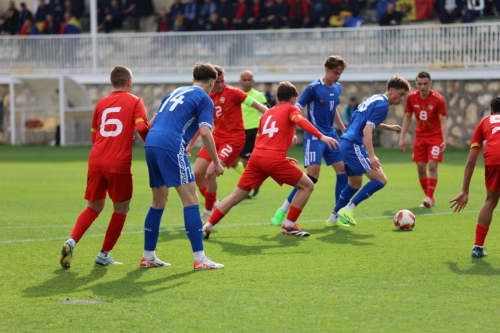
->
<box><xmin>446</xmin><ymin>259</ymin><xmax>500</xmax><ymax>276</ymax></box>
<box><xmin>382</xmin><ymin>206</ymin><xmax>430</xmax><ymax>217</ymax></box>
<box><xmin>314</xmin><ymin>225</ymin><xmax>375</xmax><ymax>246</ymax></box>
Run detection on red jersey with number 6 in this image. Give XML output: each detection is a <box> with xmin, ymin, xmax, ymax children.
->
<box><xmin>89</xmin><ymin>91</ymin><xmax>148</xmax><ymax>174</ymax></box>
<box><xmin>405</xmin><ymin>89</ymin><xmax>446</xmax><ymax>138</ymax></box>
<box><xmin>209</xmin><ymin>84</ymin><xmax>247</xmax><ymax>141</ymax></box>
<box><xmin>471</xmin><ymin>114</ymin><xmax>500</xmax><ymax>165</ymax></box>
<box><xmin>252</xmin><ymin>103</ymin><xmax>302</xmax><ymax>158</ymax></box>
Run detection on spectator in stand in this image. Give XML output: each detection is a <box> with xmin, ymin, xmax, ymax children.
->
<box><xmin>198</xmin><ymin>0</ymin><xmax>217</xmax><ymax>31</ymax></box>
<box><xmin>0</xmin><ymin>1</ymin><xmax>19</xmax><ymax>35</ymax></box>
<box><xmin>50</xmin><ymin>0</ymin><xmax>64</xmax><ymax>25</ymax></box>
<box><xmin>330</xmin><ymin>0</ymin><xmax>362</xmax><ymax>27</ymax></box>
<box><xmin>375</xmin><ymin>0</ymin><xmax>395</xmax><ymax>22</ymax></box>
<box><xmin>217</xmin><ymin>0</ymin><xmax>235</xmax><ymax>29</ymax></box>
<box><xmin>205</xmin><ymin>11</ymin><xmax>224</xmax><ymax>30</ymax></box>
<box><xmin>435</xmin><ymin>0</ymin><xmax>463</xmax><ymax>24</ymax></box>
<box><xmin>63</xmin><ymin>0</ymin><xmax>79</xmax><ymax>20</ymax></box>
<box><xmin>123</xmin><ymin>0</ymin><xmax>143</xmax><ymax>31</ymax></box>
<box><xmin>232</xmin><ymin>0</ymin><xmax>248</xmax><ymax>29</ymax></box>
<box><xmin>462</xmin><ymin>0</ymin><xmax>484</xmax><ymax>22</ymax></box>
<box><xmin>172</xmin><ymin>12</ymin><xmax>187</xmax><ymax>31</ymax></box>
<box><xmin>415</xmin><ymin>0</ymin><xmax>436</xmax><ymax>20</ymax></box>
<box><xmin>379</xmin><ymin>2</ymin><xmax>402</xmax><ymax>26</ymax></box>
<box><xmin>35</xmin><ymin>0</ymin><xmax>50</xmax><ymax>24</ymax></box>
<box><xmin>288</xmin><ymin>0</ymin><xmax>309</xmax><ymax>28</ymax></box>
<box><xmin>184</xmin><ymin>0</ymin><xmax>199</xmax><ymax>31</ymax></box>
<box><xmin>169</xmin><ymin>0</ymin><xmax>184</xmax><ymax>30</ymax></box>
<box><xmin>97</xmin><ymin>0</ymin><xmax>109</xmax><ymax>27</ymax></box>
<box><xmin>17</xmin><ymin>2</ymin><xmax>33</xmax><ymax>33</ymax></box>
<box><xmin>264</xmin><ymin>82</ymin><xmax>277</xmax><ymax>107</ymax></box>
<box><xmin>60</xmin><ymin>10</ymin><xmax>81</xmax><ymax>33</ymax></box>
<box><xmin>307</xmin><ymin>0</ymin><xmax>331</xmax><ymax>27</ymax></box>
<box><xmin>41</xmin><ymin>12</ymin><xmax>58</xmax><ymax>33</ymax></box>
<box><xmin>246</xmin><ymin>0</ymin><xmax>267</xmax><ymax>29</ymax></box>
<box><xmin>20</xmin><ymin>15</ymin><xmax>38</xmax><ymax>34</ymax></box>
<box><xmin>267</xmin><ymin>0</ymin><xmax>289</xmax><ymax>29</ymax></box>
<box><xmin>484</xmin><ymin>0</ymin><xmax>500</xmax><ymax>15</ymax></box>
<box><xmin>157</xmin><ymin>7</ymin><xmax>168</xmax><ymax>32</ymax></box>
<box><xmin>101</xmin><ymin>0</ymin><xmax>122</xmax><ymax>33</ymax></box>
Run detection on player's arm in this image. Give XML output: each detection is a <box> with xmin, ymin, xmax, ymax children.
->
<box><xmin>293</xmin><ymin>114</ymin><xmax>339</xmax><ymax>149</ymax></box>
<box><xmin>334</xmin><ymin>107</ymin><xmax>346</xmax><ymax>133</ymax></box>
<box><xmin>199</xmin><ymin>126</ymin><xmax>223</xmax><ymax>176</ymax></box>
<box><xmin>363</xmin><ymin>123</ymin><xmax>380</xmax><ymax>170</ymax></box>
<box><xmin>186</xmin><ymin>129</ymin><xmax>201</xmax><ymax>156</ymax></box>
<box><xmin>244</xmin><ymin>96</ymin><xmax>268</xmax><ymax>114</ymax></box>
<box><xmin>440</xmin><ymin>115</ymin><xmax>448</xmax><ymax>152</ymax></box>
<box><xmin>398</xmin><ymin>113</ymin><xmax>412</xmax><ymax>152</ymax></box>
<box><xmin>376</xmin><ymin>123</ymin><xmax>401</xmax><ymax>133</ymax></box>
<box><xmin>449</xmin><ymin>146</ymin><xmax>480</xmax><ymax>213</ymax></box>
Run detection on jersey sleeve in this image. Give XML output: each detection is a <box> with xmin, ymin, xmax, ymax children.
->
<box><xmin>470</xmin><ymin>118</ymin><xmax>486</xmax><ymax>149</ymax></box>
<box><xmin>91</xmin><ymin>103</ymin><xmax>99</xmax><ymax>134</ymax></box>
<box><xmin>437</xmin><ymin>95</ymin><xmax>447</xmax><ymax>117</ymax></box>
<box><xmin>367</xmin><ymin>105</ymin><xmax>389</xmax><ymax>129</ymax></box>
<box><xmin>133</xmin><ymin>98</ymin><xmax>148</xmax><ymax>123</ymax></box>
<box><xmin>257</xmin><ymin>92</ymin><xmax>268</xmax><ymax>105</ymax></box>
<box><xmin>234</xmin><ymin>88</ymin><xmax>248</xmax><ymax>105</ymax></box>
<box><xmin>288</xmin><ymin>105</ymin><xmax>302</xmax><ymax>121</ymax></box>
<box><xmin>296</xmin><ymin>84</ymin><xmax>314</xmax><ymax>109</ymax></box>
<box><xmin>404</xmin><ymin>95</ymin><xmax>413</xmax><ymax>114</ymax></box>
<box><xmin>198</xmin><ymin>94</ymin><xmax>214</xmax><ymax>129</ymax></box>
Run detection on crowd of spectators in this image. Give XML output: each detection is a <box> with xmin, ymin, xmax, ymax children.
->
<box><xmin>0</xmin><ymin>0</ymin><xmax>499</xmax><ymax>35</ymax></box>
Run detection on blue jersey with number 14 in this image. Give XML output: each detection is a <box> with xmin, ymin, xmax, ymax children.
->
<box><xmin>145</xmin><ymin>86</ymin><xmax>214</xmax><ymax>152</ymax></box>
<box><xmin>297</xmin><ymin>78</ymin><xmax>342</xmax><ymax>138</ymax></box>
<box><xmin>342</xmin><ymin>94</ymin><xmax>389</xmax><ymax>145</ymax></box>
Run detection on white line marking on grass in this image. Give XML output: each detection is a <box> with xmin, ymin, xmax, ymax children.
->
<box><xmin>0</xmin><ymin>210</ymin><xmax>480</xmax><ymax>245</ymax></box>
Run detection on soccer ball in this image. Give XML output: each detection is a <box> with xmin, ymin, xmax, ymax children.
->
<box><xmin>394</xmin><ymin>210</ymin><xmax>416</xmax><ymax>231</ymax></box>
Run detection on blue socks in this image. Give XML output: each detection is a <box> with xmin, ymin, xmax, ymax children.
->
<box><xmin>352</xmin><ymin>179</ymin><xmax>385</xmax><ymax>206</ymax></box>
<box><xmin>334</xmin><ymin>185</ymin><xmax>359</xmax><ymax>213</ymax></box>
<box><xmin>144</xmin><ymin>207</ymin><xmax>164</xmax><ymax>251</ymax></box>
<box><xmin>184</xmin><ymin>205</ymin><xmax>204</xmax><ymax>253</ymax></box>
<box><xmin>335</xmin><ymin>173</ymin><xmax>348</xmax><ymax>202</ymax></box>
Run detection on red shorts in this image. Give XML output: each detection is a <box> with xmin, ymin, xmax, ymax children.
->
<box><xmin>412</xmin><ymin>136</ymin><xmax>444</xmax><ymax>163</ymax></box>
<box><xmin>84</xmin><ymin>171</ymin><xmax>133</xmax><ymax>203</ymax></box>
<box><xmin>196</xmin><ymin>139</ymin><xmax>244</xmax><ymax>168</ymax></box>
<box><xmin>237</xmin><ymin>155</ymin><xmax>304</xmax><ymax>191</ymax></box>
<box><xmin>485</xmin><ymin>165</ymin><xmax>500</xmax><ymax>192</ymax></box>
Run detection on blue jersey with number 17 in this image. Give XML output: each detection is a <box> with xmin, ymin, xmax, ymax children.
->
<box><xmin>297</xmin><ymin>78</ymin><xmax>342</xmax><ymax>138</ymax></box>
<box><xmin>342</xmin><ymin>94</ymin><xmax>389</xmax><ymax>145</ymax></box>
<box><xmin>145</xmin><ymin>86</ymin><xmax>214</xmax><ymax>152</ymax></box>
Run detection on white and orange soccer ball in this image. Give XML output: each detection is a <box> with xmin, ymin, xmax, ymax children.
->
<box><xmin>394</xmin><ymin>209</ymin><xmax>416</xmax><ymax>231</ymax></box>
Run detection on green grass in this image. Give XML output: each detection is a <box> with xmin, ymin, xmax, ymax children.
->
<box><xmin>1</xmin><ymin>145</ymin><xmax>499</xmax><ymax>332</ymax></box>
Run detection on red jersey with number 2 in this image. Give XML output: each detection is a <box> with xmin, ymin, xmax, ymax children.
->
<box><xmin>471</xmin><ymin>114</ymin><xmax>500</xmax><ymax>165</ymax></box>
<box><xmin>89</xmin><ymin>91</ymin><xmax>148</xmax><ymax>174</ymax></box>
<box><xmin>405</xmin><ymin>89</ymin><xmax>446</xmax><ymax>138</ymax></box>
<box><xmin>252</xmin><ymin>103</ymin><xmax>302</xmax><ymax>158</ymax></box>
<box><xmin>209</xmin><ymin>84</ymin><xmax>247</xmax><ymax>141</ymax></box>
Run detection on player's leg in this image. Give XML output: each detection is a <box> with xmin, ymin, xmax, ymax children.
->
<box><xmin>193</xmin><ymin>146</ymin><xmax>212</xmax><ymax>198</ymax></box>
<box><xmin>424</xmin><ymin>141</ymin><xmax>443</xmax><ymax>207</ymax></box>
<box><xmin>414</xmin><ymin>137</ymin><xmax>432</xmax><ymax>206</ymax></box>
<box><xmin>324</xmin><ymin>140</ymin><xmax>347</xmax><ymax>225</ymax></box>
<box><xmin>176</xmin><ymin>182</ymin><xmax>224</xmax><ymax>270</ymax></box>
<box><xmin>60</xmin><ymin>172</ymin><xmax>106</xmax><ymax>270</ymax></box>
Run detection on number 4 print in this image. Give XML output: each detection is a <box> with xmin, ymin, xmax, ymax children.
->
<box><xmin>262</xmin><ymin>115</ymin><xmax>279</xmax><ymax>137</ymax></box>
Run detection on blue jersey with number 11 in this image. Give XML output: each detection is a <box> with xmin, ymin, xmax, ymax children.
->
<box><xmin>297</xmin><ymin>78</ymin><xmax>342</xmax><ymax>138</ymax></box>
<box><xmin>145</xmin><ymin>86</ymin><xmax>214</xmax><ymax>152</ymax></box>
<box><xmin>342</xmin><ymin>94</ymin><xmax>389</xmax><ymax>145</ymax></box>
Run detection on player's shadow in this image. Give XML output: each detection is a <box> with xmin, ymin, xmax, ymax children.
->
<box><xmin>446</xmin><ymin>259</ymin><xmax>500</xmax><ymax>276</ymax></box>
<box><xmin>157</xmin><ymin>228</ymin><xmax>192</xmax><ymax>243</ymax></box>
<box><xmin>315</xmin><ymin>226</ymin><xmax>375</xmax><ymax>246</ymax></box>
<box><xmin>22</xmin><ymin>267</ymin><xmax>108</xmax><ymax>298</ymax></box>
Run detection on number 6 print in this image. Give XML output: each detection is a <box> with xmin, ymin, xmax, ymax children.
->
<box><xmin>100</xmin><ymin>107</ymin><xmax>123</xmax><ymax>137</ymax></box>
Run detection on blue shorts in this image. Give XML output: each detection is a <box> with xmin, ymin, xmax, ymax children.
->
<box><xmin>340</xmin><ymin>139</ymin><xmax>372</xmax><ymax>176</ymax></box>
<box><xmin>303</xmin><ymin>132</ymin><xmax>343</xmax><ymax>167</ymax></box>
<box><xmin>145</xmin><ymin>146</ymin><xmax>194</xmax><ymax>188</ymax></box>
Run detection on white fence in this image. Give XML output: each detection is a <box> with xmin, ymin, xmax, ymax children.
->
<box><xmin>1</xmin><ymin>22</ymin><xmax>500</xmax><ymax>75</ymax></box>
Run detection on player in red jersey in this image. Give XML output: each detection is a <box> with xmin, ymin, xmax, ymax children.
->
<box><xmin>202</xmin><ymin>81</ymin><xmax>339</xmax><ymax>238</ymax></box>
<box><xmin>60</xmin><ymin>65</ymin><xmax>149</xmax><ymax>269</ymax></box>
<box><xmin>190</xmin><ymin>65</ymin><xmax>268</xmax><ymax>221</ymax></box>
<box><xmin>399</xmin><ymin>71</ymin><xmax>448</xmax><ymax>208</ymax></box>
<box><xmin>450</xmin><ymin>97</ymin><xmax>500</xmax><ymax>258</ymax></box>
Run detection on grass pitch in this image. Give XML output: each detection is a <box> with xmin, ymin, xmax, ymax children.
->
<box><xmin>1</xmin><ymin>145</ymin><xmax>499</xmax><ymax>332</ymax></box>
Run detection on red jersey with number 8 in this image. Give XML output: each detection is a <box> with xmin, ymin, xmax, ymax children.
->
<box><xmin>89</xmin><ymin>91</ymin><xmax>148</xmax><ymax>174</ymax></box>
<box><xmin>471</xmin><ymin>114</ymin><xmax>500</xmax><ymax>165</ymax></box>
<box><xmin>405</xmin><ymin>89</ymin><xmax>446</xmax><ymax>138</ymax></box>
<box><xmin>252</xmin><ymin>103</ymin><xmax>302</xmax><ymax>158</ymax></box>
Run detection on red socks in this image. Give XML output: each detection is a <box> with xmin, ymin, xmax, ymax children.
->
<box><xmin>427</xmin><ymin>178</ymin><xmax>437</xmax><ymax>199</ymax></box>
<box><xmin>199</xmin><ymin>188</ymin><xmax>207</xmax><ymax>199</ymax></box>
<box><xmin>209</xmin><ymin>208</ymin><xmax>225</xmax><ymax>226</ymax></box>
<box><xmin>286</xmin><ymin>206</ymin><xmax>302</xmax><ymax>223</ymax></box>
<box><xmin>70</xmin><ymin>207</ymin><xmax>99</xmax><ymax>242</ymax></box>
<box><xmin>205</xmin><ymin>191</ymin><xmax>217</xmax><ymax>211</ymax></box>
<box><xmin>101</xmin><ymin>212</ymin><xmax>127</xmax><ymax>252</ymax></box>
<box><xmin>419</xmin><ymin>178</ymin><xmax>428</xmax><ymax>195</ymax></box>
<box><xmin>475</xmin><ymin>224</ymin><xmax>489</xmax><ymax>246</ymax></box>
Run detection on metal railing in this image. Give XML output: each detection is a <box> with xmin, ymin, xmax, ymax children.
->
<box><xmin>1</xmin><ymin>22</ymin><xmax>499</xmax><ymax>75</ymax></box>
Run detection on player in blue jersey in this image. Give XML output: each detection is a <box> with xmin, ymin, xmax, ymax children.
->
<box><xmin>140</xmin><ymin>62</ymin><xmax>225</xmax><ymax>270</ymax></box>
<box><xmin>332</xmin><ymin>75</ymin><xmax>411</xmax><ymax>226</ymax></box>
<box><xmin>271</xmin><ymin>55</ymin><xmax>349</xmax><ymax>227</ymax></box>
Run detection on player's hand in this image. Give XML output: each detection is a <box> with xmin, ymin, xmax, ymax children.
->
<box><xmin>320</xmin><ymin>135</ymin><xmax>339</xmax><ymax>150</ymax></box>
<box><xmin>214</xmin><ymin>162</ymin><xmax>224</xmax><ymax>177</ymax></box>
<box><xmin>286</xmin><ymin>157</ymin><xmax>299</xmax><ymax>165</ymax></box>
<box><xmin>399</xmin><ymin>138</ymin><xmax>406</xmax><ymax>153</ymax></box>
<box><xmin>391</xmin><ymin>125</ymin><xmax>402</xmax><ymax>133</ymax></box>
<box><xmin>449</xmin><ymin>191</ymin><xmax>468</xmax><ymax>213</ymax></box>
<box><xmin>440</xmin><ymin>141</ymin><xmax>447</xmax><ymax>153</ymax></box>
<box><xmin>369</xmin><ymin>155</ymin><xmax>381</xmax><ymax>169</ymax></box>
<box><xmin>291</xmin><ymin>135</ymin><xmax>298</xmax><ymax>147</ymax></box>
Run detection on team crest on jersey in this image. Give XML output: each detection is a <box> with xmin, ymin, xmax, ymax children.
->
<box><xmin>220</xmin><ymin>97</ymin><xmax>225</xmax><ymax>103</ymax></box>
<box><xmin>319</xmin><ymin>98</ymin><xmax>324</xmax><ymax>103</ymax></box>
<box><xmin>429</xmin><ymin>105</ymin><xmax>433</xmax><ymax>110</ymax></box>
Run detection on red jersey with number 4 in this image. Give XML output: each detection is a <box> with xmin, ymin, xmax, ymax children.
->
<box><xmin>252</xmin><ymin>103</ymin><xmax>302</xmax><ymax>158</ymax></box>
<box><xmin>209</xmin><ymin>84</ymin><xmax>247</xmax><ymax>140</ymax></box>
<box><xmin>471</xmin><ymin>114</ymin><xmax>500</xmax><ymax>165</ymax></box>
<box><xmin>89</xmin><ymin>91</ymin><xmax>148</xmax><ymax>174</ymax></box>
<box><xmin>405</xmin><ymin>89</ymin><xmax>446</xmax><ymax>138</ymax></box>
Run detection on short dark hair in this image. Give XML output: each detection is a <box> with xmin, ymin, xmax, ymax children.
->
<box><xmin>491</xmin><ymin>97</ymin><xmax>500</xmax><ymax>114</ymax></box>
<box><xmin>276</xmin><ymin>81</ymin><xmax>298</xmax><ymax>101</ymax></box>
<box><xmin>416</xmin><ymin>71</ymin><xmax>431</xmax><ymax>81</ymax></box>
<box><xmin>212</xmin><ymin>65</ymin><xmax>224</xmax><ymax>76</ymax></box>
<box><xmin>110</xmin><ymin>65</ymin><xmax>132</xmax><ymax>88</ymax></box>
<box><xmin>193</xmin><ymin>62</ymin><xmax>217</xmax><ymax>82</ymax></box>
<box><xmin>387</xmin><ymin>75</ymin><xmax>412</xmax><ymax>92</ymax></box>
<box><xmin>324</xmin><ymin>55</ymin><xmax>347</xmax><ymax>70</ymax></box>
